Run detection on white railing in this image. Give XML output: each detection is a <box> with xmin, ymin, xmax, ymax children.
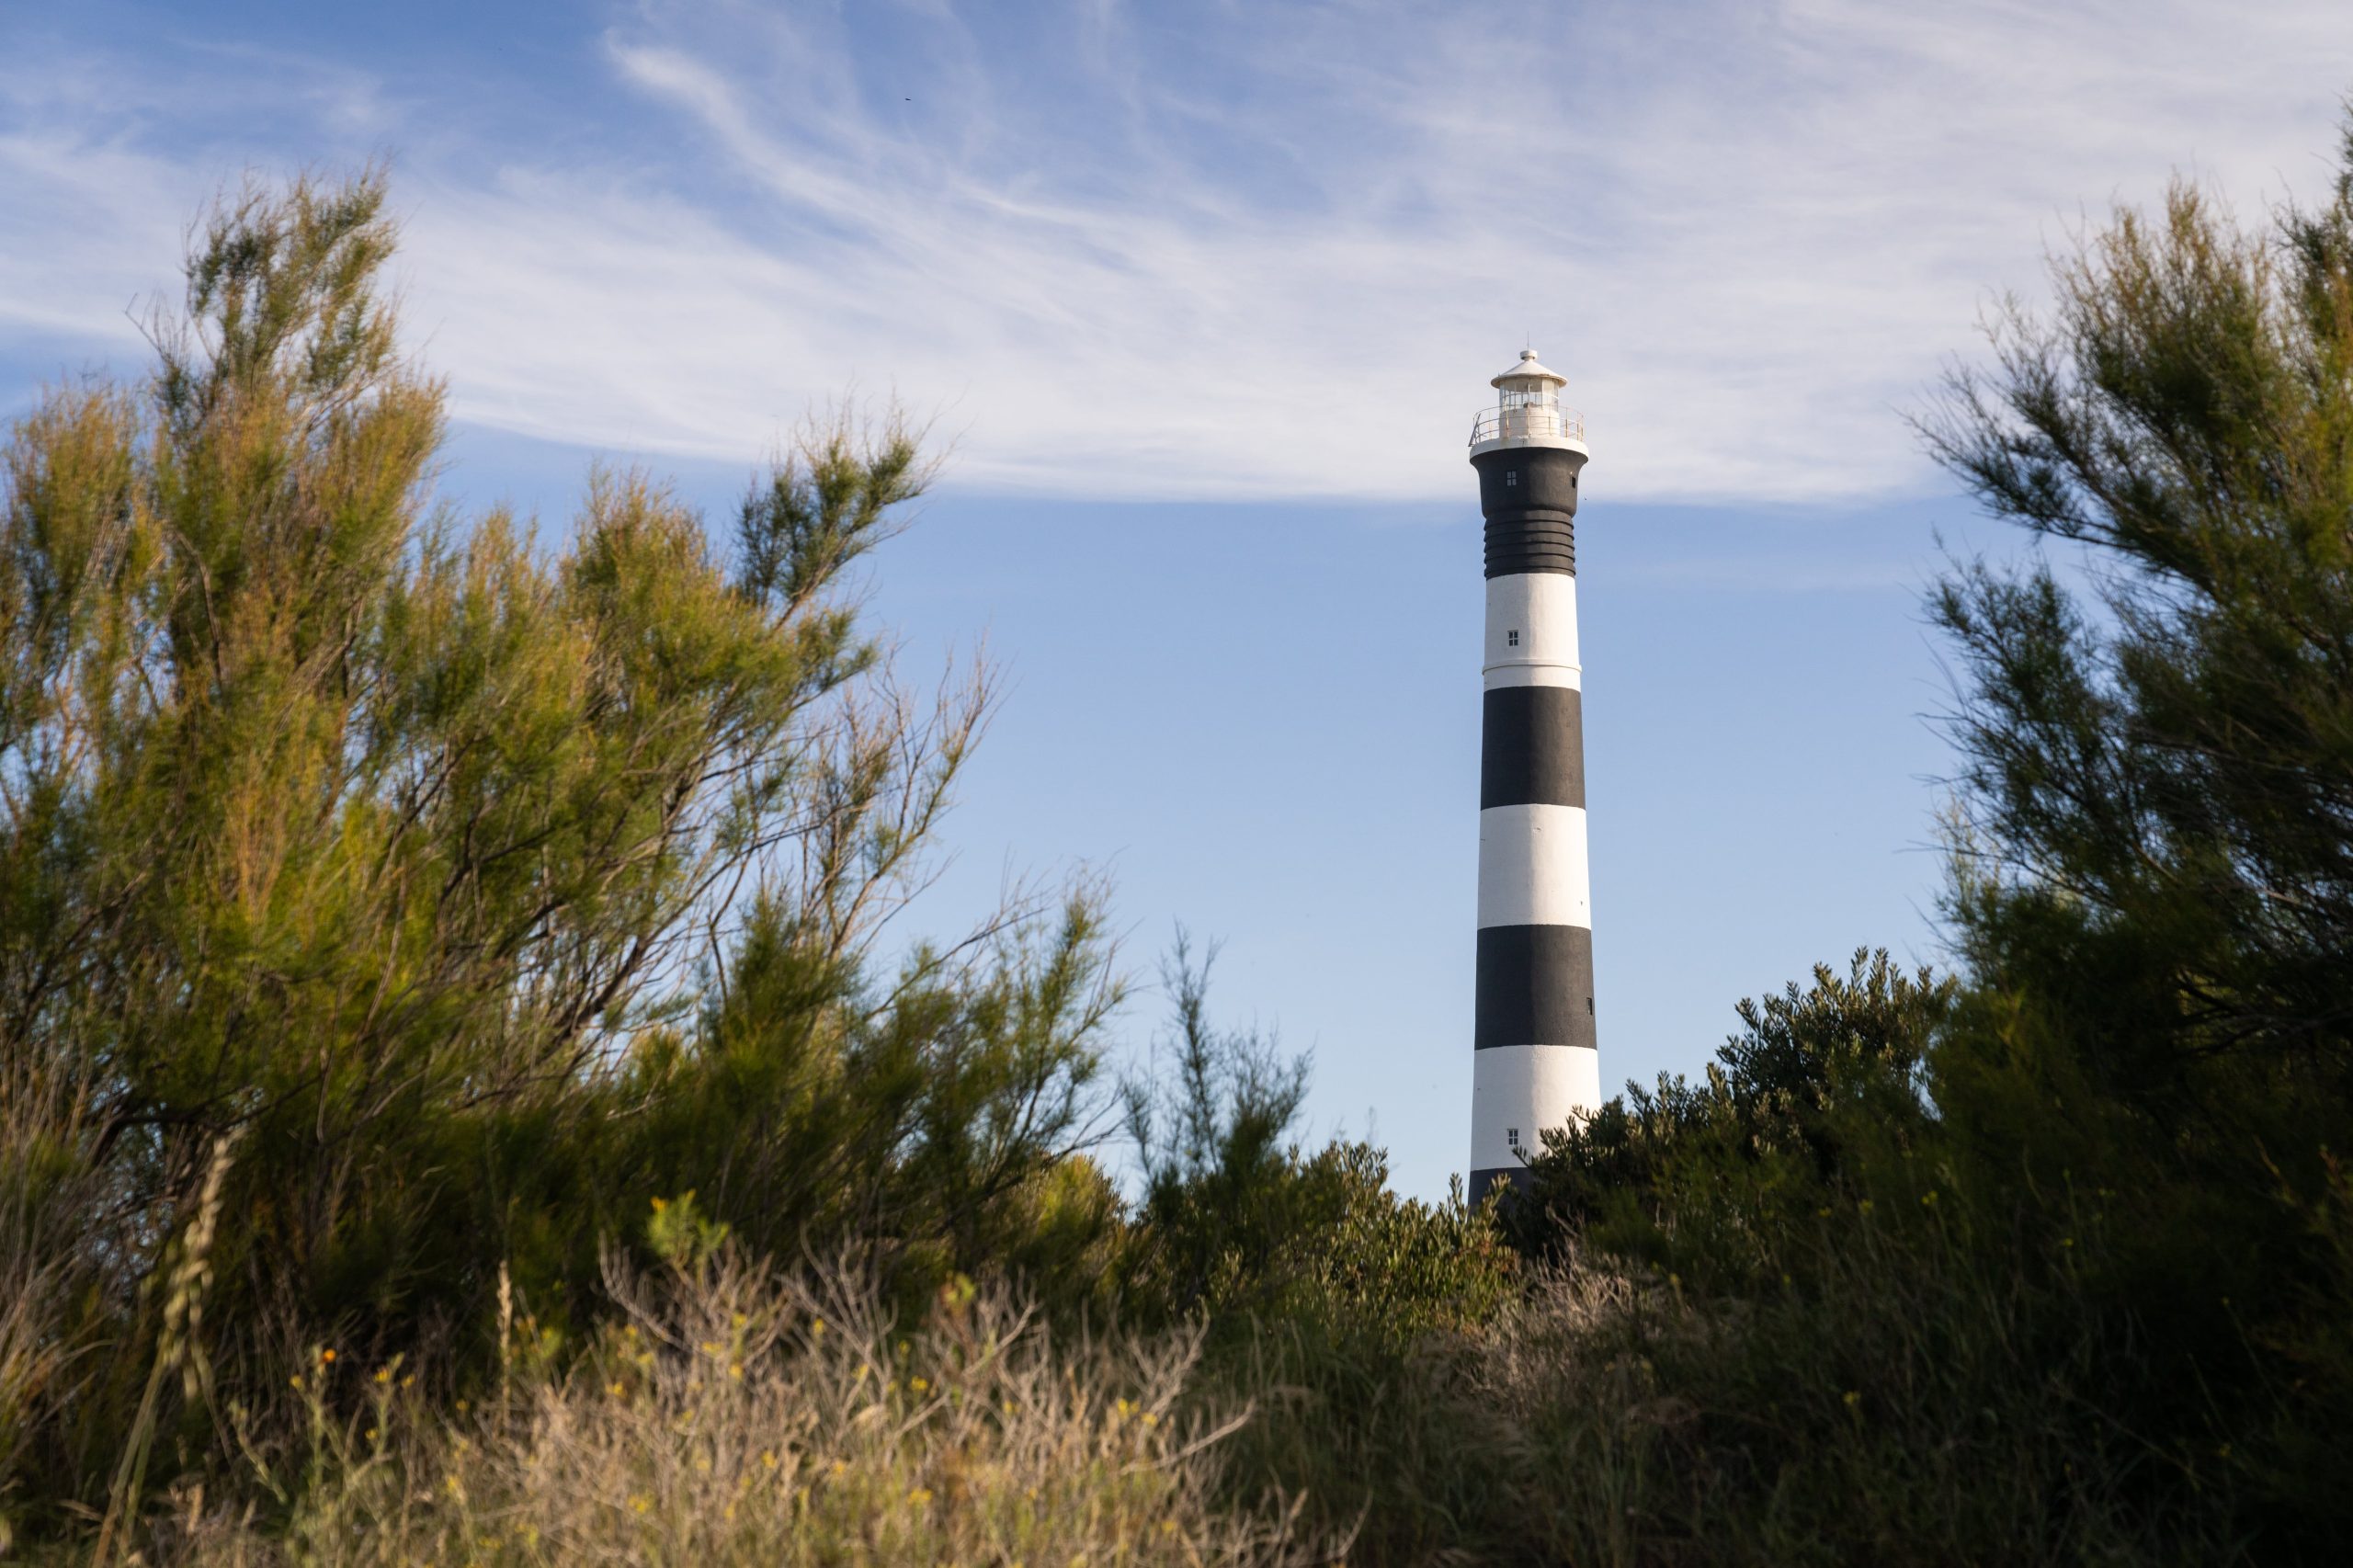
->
<box><xmin>1469</xmin><ymin>405</ymin><xmax>1586</xmax><ymax>447</ymax></box>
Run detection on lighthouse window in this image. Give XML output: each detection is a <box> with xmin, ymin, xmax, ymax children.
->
<box><xmin>1506</xmin><ymin>471</ymin><xmax>1518</xmax><ymax>487</ymax></box>
<box><xmin>1506</xmin><ymin>630</ymin><xmax>1519</xmax><ymax>646</ymax></box>
<box><xmin>1506</xmin><ymin>1128</ymin><xmax>1520</xmax><ymax>1150</ymax></box>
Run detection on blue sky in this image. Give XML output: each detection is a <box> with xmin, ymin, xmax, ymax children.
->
<box><xmin>6</xmin><ymin>1</ymin><xmax>2350</xmax><ymax>1198</ymax></box>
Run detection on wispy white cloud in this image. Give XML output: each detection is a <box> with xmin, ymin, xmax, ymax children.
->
<box><xmin>4</xmin><ymin>1</ymin><xmax>2349</xmax><ymax>501</ymax></box>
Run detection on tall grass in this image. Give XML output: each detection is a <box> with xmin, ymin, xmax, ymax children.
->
<box><xmin>0</xmin><ymin>1055</ymin><xmax>118</xmax><ymax>1553</ymax></box>
<box><xmin>152</xmin><ymin>1257</ymin><xmax>1327</xmax><ymax>1566</ymax></box>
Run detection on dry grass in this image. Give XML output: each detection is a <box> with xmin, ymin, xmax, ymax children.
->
<box><xmin>156</xmin><ymin>1257</ymin><xmax>1327</xmax><ymax>1567</ymax></box>
<box><xmin>0</xmin><ymin>1057</ymin><xmax>117</xmax><ymax>1557</ymax></box>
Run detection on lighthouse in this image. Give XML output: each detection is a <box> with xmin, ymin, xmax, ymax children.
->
<box><xmin>1468</xmin><ymin>348</ymin><xmax>1599</xmax><ymax>1197</ymax></box>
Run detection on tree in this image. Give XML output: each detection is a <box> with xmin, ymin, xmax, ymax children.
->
<box><xmin>1921</xmin><ymin>135</ymin><xmax>2353</xmax><ymax>1082</ymax></box>
<box><xmin>0</xmin><ymin>172</ymin><xmax>1120</xmax><ymax>1524</ymax></box>
<box><xmin>1915</xmin><ymin>125</ymin><xmax>2353</xmax><ymax>1551</ymax></box>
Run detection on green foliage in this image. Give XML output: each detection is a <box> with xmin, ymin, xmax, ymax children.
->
<box><xmin>1516</xmin><ymin>948</ymin><xmax>1952</xmax><ymax>1280</ymax></box>
<box><xmin>1108</xmin><ymin>939</ymin><xmax>1518</xmax><ymax>1560</ymax></box>
<box><xmin>0</xmin><ymin>172</ymin><xmax>1124</xmax><ymax>1540</ymax></box>
<box><xmin>1496</xmin><ymin>958</ymin><xmax>2234</xmax><ymax>1562</ymax></box>
<box><xmin>1914</xmin><ymin>125</ymin><xmax>2353</xmax><ymax>1558</ymax></box>
<box><xmin>644</xmin><ymin>1193</ymin><xmax>730</xmax><ymax>1276</ymax></box>
<box><xmin>1118</xmin><ymin>934</ymin><xmax>1513</xmax><ymax>1337</ymax></box>
<box><xmin>1120</xmin><ymin>934</ymin><xmax>1316</xmax><ymax>1322</ymax></box>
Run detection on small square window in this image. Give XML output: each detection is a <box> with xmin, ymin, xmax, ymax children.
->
<box><xmin>1506</xmin><ymin>630</ymin><xmax>1519</xmax><ymax>647</ymax></box>
<box><xmin>1506</xmin><ymin>1128</ymin><xmax>1520</xmax><ymax>1148</ymax></box>
<box><xmin>1506</xmin><ymin>471</ymin><xmax>1518</xmax><ymax>487</ymax></box>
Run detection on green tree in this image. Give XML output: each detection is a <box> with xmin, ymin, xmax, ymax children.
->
<box><xmin>0</xmin><ymin>172</ymin><xmax>1120</xmax><ymax>1527</ymax></box>
<box><xmin>1917</xmin><ymin>124</ymin><xmax>2353</xmax><ymax>1552</ymax></box>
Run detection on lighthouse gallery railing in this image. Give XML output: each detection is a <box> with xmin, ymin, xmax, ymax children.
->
<box><xmin>1468</xmin><ymin>405</ymin><xmax>1586</xmax><ymax>447</ymax></box>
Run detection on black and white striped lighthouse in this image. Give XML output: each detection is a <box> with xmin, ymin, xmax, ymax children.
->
<box><xmin>1468</xmin><ymin>348</ymin><xmax>1599</xmax><ymax>1196</ymax></box>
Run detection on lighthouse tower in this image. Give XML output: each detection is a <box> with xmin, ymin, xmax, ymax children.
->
<box><xmin>1468</xmin><ymin>348</ymin><xmax>1599</xmax><ymax>1197</ymax></box>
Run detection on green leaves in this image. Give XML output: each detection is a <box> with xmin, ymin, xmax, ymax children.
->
<box><xmin>645</xmin><ymin>1193</ymin><xmax>731</xmax><ymax>1276</ymax></box>
<box><xmin>734</xmin><ymin>411</ymin><xmax>933</xmax><ymax>616</ymax></box>
<box><xmin>0</xmin><ymin>171</ymin><xmax>1124</xmax><ymax>1528</ymax></box>
<box><xmin>1514</xmin><ymin>949</ymin><xmax>1951</xmax><ymax>1281</ymax></box>
<box><xmin>1923</xmin><ymin>147</ymin><xmax>2353</xmax><ymax>1078</ymax></box>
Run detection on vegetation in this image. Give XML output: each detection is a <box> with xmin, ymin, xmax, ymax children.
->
<box><xmin>159</xmin><ymin>1257</ymin><xmax>1315</xmax><ymax>1567</ymax></box>
<box><xmin>6</xmin><ymin>110</ymin><xmax>2353</xmax><ymax>1563</ymax></box>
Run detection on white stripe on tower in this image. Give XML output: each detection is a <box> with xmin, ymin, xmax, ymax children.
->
<box><xmin>1466</xmin><ymin>348</ymin><xmax>1598</xmax><ymax>1198</ymax></box>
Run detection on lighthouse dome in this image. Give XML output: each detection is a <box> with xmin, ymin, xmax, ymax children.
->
<box><xmin>1491</xmin><ymin>347</ymin><xmax>1568</xmax><ymax>391</ymax></box>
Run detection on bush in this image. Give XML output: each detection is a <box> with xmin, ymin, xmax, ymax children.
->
<box><xmin>1514</xmin><ymin>948</ymin><xmax>1952</xmax><ymax>1284</ymax></box>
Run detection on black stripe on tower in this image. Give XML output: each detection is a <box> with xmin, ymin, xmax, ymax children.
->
<box><xmin>1480</xmin><ymin>687</ymin><xmax>1586</xmax><ymax>809</ymax></box>
<box><xmin>1472</xmin><ymin>444</ymin><xmax>1584</xmax><ymax>579</ymax></box>
<box><xmin>1487</xmin><ymin>517</ymin><xmax>1575</xmax><ymax>577</ymax></box>
<box><xmin>1471</xmin><ymin>1165</ymin><xmax>1522</xmax><ymax>1195</ymax></box>
<box><xmin>1474</xmin><ymin>926</ymin><xmax>1597</xmax><ymax>1051</ymax></box>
